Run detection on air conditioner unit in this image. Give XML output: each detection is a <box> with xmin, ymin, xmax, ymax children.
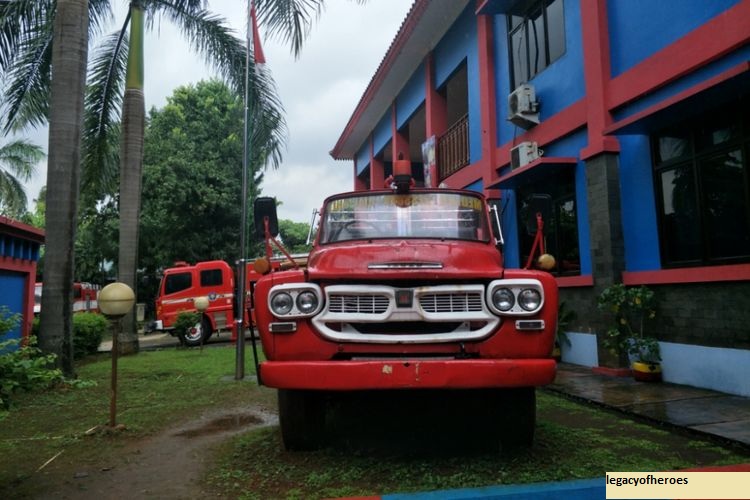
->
<box><xmin>510</xmin><ymin>141</ymin><xmax>542</xmax><ymax>170</ymax></box>
<box><xmin>508</xmin><ymin>83</ymin><xmax>540</xmax><ymax>129</ymax></box>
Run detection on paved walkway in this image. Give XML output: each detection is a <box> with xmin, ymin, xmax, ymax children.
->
<box><xmin>549</xmin><ymin>363</ymin><xmax>750</xmax><ymax>447</ymax></box>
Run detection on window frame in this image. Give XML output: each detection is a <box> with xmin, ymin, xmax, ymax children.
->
<box><xmin>507</xmin><ymin>0</ymin><xmax>566</xmax><ymax>89</ymax></box>
<box><xmin>651</xmin><ymin>104</ymin><xmax>750</xmax><ymax>268</ymax></box>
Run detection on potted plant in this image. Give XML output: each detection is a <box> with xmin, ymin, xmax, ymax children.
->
<box><xmin>552</xmin><ymin>301</ymin><xmax>576</xmax><ymax>362</ymax></box>
<box><xmin>597</xmin><ymin>284</ymin><xmax>661</xmax><ymax>381</ymax></box>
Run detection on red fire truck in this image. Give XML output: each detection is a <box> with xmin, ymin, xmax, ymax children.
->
<box><xmin>34</xmin><ymin>282</ymin><xmax>100</xmax><ymax>315</ymax></box>
<box><xmin>153</xmin><ymin>257</ymin><xmax>306</xmax><ymax>347</ymax></box>
<box><xmin>251</xmin><ymin>161</ymin><xmax>559</xmax><ymax>451</ymax></box>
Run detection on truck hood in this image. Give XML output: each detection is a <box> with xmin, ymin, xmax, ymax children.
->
<box><xmin>306</xmin><ymin>240</ymin><xmax>504</xmax><ymax>281</ymax></box>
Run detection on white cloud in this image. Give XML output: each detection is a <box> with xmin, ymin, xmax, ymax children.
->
<box><xmin>18</xmin><ymin>0</ymin><xmax>412</xmax><ymax>223</ymax></box>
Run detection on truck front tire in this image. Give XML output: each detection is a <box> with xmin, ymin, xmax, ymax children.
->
<box><xmin>278</xmin><ymin>389</ymin><xmax>325</xmax><ymax>451</ymax></box>
<box><xmin>179</xmin><ymin>316</ymin><xmax>212</xmax><ymax>347</ymax></box>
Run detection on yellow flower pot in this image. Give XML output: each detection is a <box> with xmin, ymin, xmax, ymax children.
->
<box><xmin>631</xmin><ymin>361</ymin><xmax>662</xmax><ymax>382</ymax></box>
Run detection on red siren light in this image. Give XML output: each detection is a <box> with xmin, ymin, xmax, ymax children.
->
<box><xmin>393</xmin><ymin>154</ymin><xmax>413</xmax><ymax>194</ymax></box>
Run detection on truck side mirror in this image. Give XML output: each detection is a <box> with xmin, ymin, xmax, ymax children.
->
<box><xmin>521</xmin><ymin>194</ymin><xmax>552</xmax><ymax>235</ymax></box>
<box><xmin>254</xmin><ymin>197</ymin><xmax>279</xmax><ymax>238</ymax></box>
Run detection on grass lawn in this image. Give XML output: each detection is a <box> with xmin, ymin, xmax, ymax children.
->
<box><xmin>0</xmin><ymin>345</ymin><xmax>274</xmax><ymax>495</ymax></box>
<box><xmin>1</xmin><ymin>347</ymin><xmax>748</xmax><ymax>499</ymax></box>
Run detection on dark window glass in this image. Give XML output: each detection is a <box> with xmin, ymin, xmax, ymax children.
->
<box><xmin>200</xmin><ymin>269</ymin><xmax>223</xmax><ymax>287</ymax></box>
<box><xmin>508</xmin><ymin>0</ymin><xmax>566</xmax><ymax>88</ymax></box>
<box><xmin>700</xmin><ymin>149</ymin><xmax>750</xmax><ymax>260</ymax></box>
<box><xmin>164</xmin><ymin>272</ymin><xmax>192</xmax><ymax>295</ymax></box>
<box><xmin>652</xmin><ymin>101</ymin><xmax>750</xmax><ymax>267</ymax></box>
<box><xmin>658</xmin><ymin>166</ymin><xmax>701</xmax><ymax>263</ymax></box>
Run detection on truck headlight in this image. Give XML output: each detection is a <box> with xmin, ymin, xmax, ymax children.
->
<box><xmin>267</xmin><ymin>283</ymin><xmax>324</xmax><ymax>318</ymax></box>
<box><xmin>518</xmin><ymin>288</ymin><xmax>542</xmax><ymax>311</ymax></box>
<box><xmin>296</xmin><ymin>291</ymin><xmax>319</xmax><ymax>314</ymax></box>
<box><xmin>486</xmin><ymin>279</ymin><xmax>544</xmax><ymax>315</ymax></box>
<box><xmin>270</xmin><ymin>292</ymin><xmax>293</xmax><ymax>315</ymax></box>
<box><xmin>492</xmin><ymin>288</ymin><xmax>515</xmax><ymax>312</ymax></box>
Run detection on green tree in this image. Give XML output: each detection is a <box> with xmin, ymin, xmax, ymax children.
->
<box><xmin>0</xmin><ymin>138</ymin><xmax>44</xmax><ymax>218</ymax></box>
<box><xmin>140</xmin><ymin>80</ymin><xmax>264</xmax><ymax>273</ymax></box>
<box><xmin>1</xmin><ymin>0</ymin><xmax>288</xmax><ymax>354</ymax></box>
<box><xmin>278</xmin><ymin>219</ymin><xmax>311</xmax><ymax>254</ymax></box>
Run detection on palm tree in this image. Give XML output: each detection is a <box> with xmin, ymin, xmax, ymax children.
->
<box><xmin>1</xmin><ymin>0</ymin><xmax>353</xmax><ymax>356</ymax></box>
<box><xmin>39</xmin><ymin>0</ymin><xmax>90</xmax><ymax>376</ymax></box>
<box><xmin>0</xmin><ymin>138</ymin><xmax>44</xmax><ymax>217</ymax></box>
<box><xmin>1</xmin><ymin>0</ymin><xmax>288</xmax><ymax>355</ymax></box>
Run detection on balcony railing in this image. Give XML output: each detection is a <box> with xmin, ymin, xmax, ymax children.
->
<box><xmin>437</xmin><ymin>114</ymin><xmax>469</xmax><ymax>181</ymax></box>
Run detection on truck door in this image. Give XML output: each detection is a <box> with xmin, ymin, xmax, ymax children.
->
<box><xmin>159</xmin><ymin>270</ymin><xmax>194</xmax><ymax>328</ymax></box>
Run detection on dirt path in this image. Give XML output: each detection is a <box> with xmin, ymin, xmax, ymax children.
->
<box><xmin>39</xmin><ymin>406</ymin><xmax>278</xmax><ymax>500</ymax></box>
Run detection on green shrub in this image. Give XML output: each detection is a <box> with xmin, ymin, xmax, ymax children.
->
<box><xmin>72</xmin><ymin>313</ymin><xmax>108</xmax><ymax>359</ymax></box>
<box><xmin>173</xmin><ymin>311</ymin><xmax>201</xmax><ymax>338</ymax></box>
<box><xmin>0</xmin><ymin>307</ymin><xmax>63</xmax><ymax>409</ymax></box>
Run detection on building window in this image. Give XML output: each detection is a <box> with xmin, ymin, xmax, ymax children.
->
<box><xmin>507</xmin><ymin>0</ymin><xmax>566</xmax><ymax>89</ymax></box>
<box><xmin>516</xmin><ymin>169</ymin><xmax>580</xmax><ymax>275</ymax></box>
<box><xmin>652</xmin><ymin>101</ymin><xmax>750</xmax><ymax>267</ymax></box>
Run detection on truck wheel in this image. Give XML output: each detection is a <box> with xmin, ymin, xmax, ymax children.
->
<box><xmin>278</xmin><ymin>389</ymin><xmax>325</xmax><ymax>451</ymax></box>
<box><xmin>179</xmin><ymin>317</ymin><xmax>211</xmax><ymax>347</ymax></box>
<box><xmin>495</xmin><ymin>387</ymin><xmax>536</xmax><ymax>450</ymax></box>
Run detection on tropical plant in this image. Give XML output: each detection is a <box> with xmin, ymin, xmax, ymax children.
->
<box><xmin>32</xmin><ymin>0</ymin><xmax>91</xmax><ymax>377</ymax></box>
<box><xmin>597</xmin><ymin>284</ymin><xmax>659</xmax><ymax>365</ymax></box>
<box><xmin>72</xmin><ymin>312</ymin><xmax>108</xmax><ymax>358</ymax></box>
<box><xmin>0</xmin><ymin>138</ymin><xmax>44</xmax><ymax>217</ymax></box>
<box><xmin>0</xmin><ymin>307</ymin><xmax>63</xmax><ymax>409</ymax></box>
<box><xmin>1</xmin><ymin>0</ymin><xmax>287</xmax><ymax>356</ymax></box>
<box><xmin>556</xmin><ymin>301</ymin><xmax>576</xmax><ymax>349</ymax></box>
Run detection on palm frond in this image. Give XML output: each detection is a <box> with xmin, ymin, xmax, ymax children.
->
<box><xmin>145</xmin><ymin>1</ymin><xmax>287</xmax><ymax>170</ymax></box>
<box><xmin>249</xmin><ymin>66</ymin><xmax>286</xmax><ymax>170</ymax></box>
<box><xmin>89</xmin><ymin>0</ymin><xmax>115</xmax><ymax>39</ymax></box>
<box><xmin>2</xmin><ymin>17</ymin><xmax>53</xmax><ymax>133</ymax></box>
<box><xmin>82</xmin><ymin>27</ymin><xmax>130</xmax><ymax>204</ymax></box>
<box><xmin>148</xmin><ymin>2</ymin><xmax>247</xmax><ymax>91</ymax></box>
<box><xmin>0</xmin><ymin>170</ymin><xmax>28</xmax><ymax>216</ymax></box>
<box><xmin>255</xmin><ymin>0</ymin><xmax>325</xmax><ymax>58</ymax></box>
<box><xmin>0</xmin><ymin>0</ymin><xmax>52</xmax><ymax>72</ymax></box>
<box><xmin>0</xmin><ymin>138</ymin><xmax>44</xmax><ymax>181</ymax></box>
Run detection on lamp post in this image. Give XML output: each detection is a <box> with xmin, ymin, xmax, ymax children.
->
<box><xmin>98</xmin><ymin>282</ymin><xmax>135</xmax><ymax>429</ymax></box>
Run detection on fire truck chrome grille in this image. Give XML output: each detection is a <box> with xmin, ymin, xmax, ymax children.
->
<box><xmin>419</xmin><ymin>292</ymin><xmax>483</xmax><ymax>313</ymax></box>
<box><xmin>313</xmin><ymin>284</ymin><xmax>499</xmax><ymax>344</ymax></box>
<box><xmin>328</xmin><ymin>294</ymin><xmax>389</xmax><ymax>314</ymax></box>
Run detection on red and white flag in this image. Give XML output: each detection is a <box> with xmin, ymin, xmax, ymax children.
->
<box><xmin>250</xmin><ymin>1</ymin><xmax>266</xmax><ymax>66</ymax></box>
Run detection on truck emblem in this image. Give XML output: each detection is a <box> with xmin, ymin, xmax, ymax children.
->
<box><xmin>208</xmin><ymin>292</ymin><xmax>218</xmax><ymax>301</ymax></box>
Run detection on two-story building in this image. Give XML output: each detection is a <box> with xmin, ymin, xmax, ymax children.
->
<box><xmin>331</xmin><ymin>0</ymin><xmax>750</xmax><ymax>396</ymax></box>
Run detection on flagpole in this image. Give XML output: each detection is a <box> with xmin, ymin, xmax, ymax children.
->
<box><xmin>235</xmin><ymin>0</ymin><xmax>253</xmax><ymax>380</ymax></box>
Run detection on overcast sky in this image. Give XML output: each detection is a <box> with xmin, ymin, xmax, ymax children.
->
<box><xmin>19</xmin><ymin>0</ymin><xmax>412</xmax><ymax>223</ymax></box>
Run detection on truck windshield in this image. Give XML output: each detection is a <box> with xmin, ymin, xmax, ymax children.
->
<box><xmin>320</xmin><ymin>192</ymin><xmax>490</xmax><ymax>244</ymax></box>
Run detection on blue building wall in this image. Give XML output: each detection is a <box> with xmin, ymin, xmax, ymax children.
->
<box><xmin>395</xmin><ymin>62</ymin><xmax>425</xmax><ymax>130</ymax></box>
<box><xmin>0</xmin><ymin>270</ymin><xmax>25</xmax><ymax>342</ymax></box>
<box><xmin>355</xmin><ymin>147</ymin><xmax>370</xmax><ymax>177</ymax></box>
<box><xmin>618</xmin><ymin>134</ymin><xmax>661</xmax><ymax>271</ymax></box>
<box><xmin>434</xmin><ymin>6</ymin><xmax>482</xmax><ymax>164</ymax></box>
<box><xmin>607</xmin><ymin>0</ymin><xmax>742</xmax><ymax>77</ymax></box>
<box><xmin>493</xmin><ymin>0</ymin><xmax>585</xmax><ymax>147</ymax></box>
<box><xmin>612</xmin><ymin>45</ymin><xmax>750</xmax><ymax>124</ymax></box>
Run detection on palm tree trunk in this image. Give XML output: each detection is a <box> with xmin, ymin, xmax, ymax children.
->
<box><xmin>117</xmin><ymin>1</ymin><xmax>144</xmax><ymax>354</ymax></box>
<box><xmin>38</xmin><ymin>0</ymin><xmax>89</xmax><ymax>376</ymax></box>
